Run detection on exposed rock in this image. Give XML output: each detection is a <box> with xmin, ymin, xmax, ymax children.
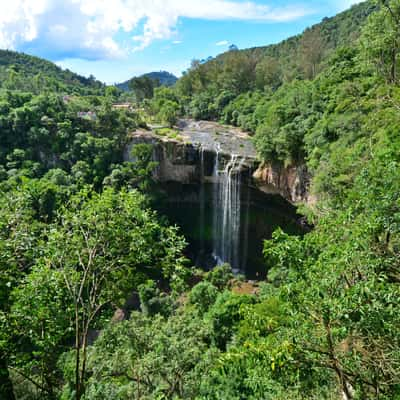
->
<box><xmin>125</xmin><ymin>120</ymin><xmax>314</xmax><ymax>204</ymax></box>
<box><xmin>253</xmin><ymin>162</ymin><xmax>315</xmax><ymax>204</ymax></box>
<box><xmin>125</xmin><ymin>130</ymin><xmax>204</xmax><ymax>184</ymax></box>
<box><xmin>124</xmin><ymin>121</ymin><xmax>258</xmax><ymax>185</ymax></box>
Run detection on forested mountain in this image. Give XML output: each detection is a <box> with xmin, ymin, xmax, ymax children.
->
<box><xmin>145</xmin><ymin>71</ymin><xmax>178</xmax><ymax>86</ymax></box>
<box><xmin>2</xmin><ymin>1</ymin><xmax>400</xmax><ymax>399</ymax></box>
<box><xmin>0</xmin><ymin>50</ymin><xmax>104</xmax><ymax>94</ymax></box>
<box><xmin>117</xmin><ymin>71</ymin><xmax>178</xmax><ymax>91</ymax></box>
<box><xmin>175</xmin><ymin>0</ymin><xmax>376</xmax><ymax>117</ymax></box>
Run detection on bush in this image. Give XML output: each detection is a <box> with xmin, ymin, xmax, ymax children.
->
<box><xmin>138</xmin><ymin>280</ymin><xmax>175</xmax><ymax>317</ymax></box>
<box><xmin>188</xmin><ymin>281</ymin><xmax>219</xmax><ymax>314</ymax></box>
<box><xmin>207</xmin><ymin>291</ymin><xmax>254</xmax><ymax>349</ymax></box>
<box><xmin>205</xmin><ymin>263</ymin><xmax>234</xmax><ymax>290</ymax></box>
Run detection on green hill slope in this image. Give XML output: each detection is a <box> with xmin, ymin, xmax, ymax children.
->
<box><xmin>176</xmin><ymin>1</ymin><xmax>376</xmax><ymax>103</ymax></box>
<box><xmin>0</xmin><ymin>49</ymin><xmax>104</xmax><ymax>94</ymax></box>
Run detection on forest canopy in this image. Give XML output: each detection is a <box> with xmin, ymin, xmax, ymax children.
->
<box><xmin>1</xmin><ymin>1</ymin><xmax>400</xmax><ymax>399</ymax></box>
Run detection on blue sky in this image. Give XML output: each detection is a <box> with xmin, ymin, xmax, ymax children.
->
<box><xmin>0</xmin><ymin>0</ymin><xmax>361</xmax><ymax>84</ymax></box>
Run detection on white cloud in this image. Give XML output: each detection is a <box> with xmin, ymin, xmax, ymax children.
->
<box><xmin>216</xmin><ymin>40</ymin><xmax>229</xmax><ymax>46</ymax></box>
<box><xmin>172</xmin><ymin>40</ymin><xmax>182</xmax><ymax>44</ymax></box>
<box><xmin>0</xmin><ymin>0</ymin><xmax>311</xmax><ymax>60</ymax></box>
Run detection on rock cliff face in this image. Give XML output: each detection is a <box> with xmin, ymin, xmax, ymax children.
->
<box><xmin>124</xmin><ymin>120</ymin><xmax>258</xmax><ymax>185</ymax></box>
<box><xmin>125</xmin><ymin>131</ymin><xmax>200</xmax><ymax>184</ymax></box>
<box><xmin>124</xmin><ymin>120</ymin><xmax>312</xmax><ymax>204</ymax></box>
<box><xmin>252</xmin><ymin>163</ymin><xmax>313</xmax><ymax>204</ymax></box>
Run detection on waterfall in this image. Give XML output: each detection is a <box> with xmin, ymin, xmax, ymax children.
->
<box><xmin>241</xmin><ymin>170</ymin><xmax>251</xmax><ymax>270</ymax></box>
<box><xmin>199</xmin><ymin>145</ymin><xmax>206</xmax><ymax>258</ymax></box>
<box><xmin>212</xmin><ymin>144</ymin><xmax>221</xmax><ymax>263</ymax></box>
<box><xmin>212</xmin><ymin>149</ymin><xmax>244</xmax><ymax>271</ymax></box>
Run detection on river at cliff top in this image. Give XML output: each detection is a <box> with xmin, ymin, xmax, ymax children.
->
<box><xmin>130</xmin><ymin>120</ymin><xmax>305</xmax><ymax>280</ymax></box>
<box><xmin>176</xmin><ymin>120</ymin><xmax>257</xmax><ymax>159</ymax></box>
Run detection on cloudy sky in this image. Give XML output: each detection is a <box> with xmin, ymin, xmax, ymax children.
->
<box><xmin>0</xmin><ymin>0</ymin><xmax>361</xmax><ymax>84</ymax></box>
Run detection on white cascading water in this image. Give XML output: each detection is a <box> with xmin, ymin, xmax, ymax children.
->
<box><xmin>199</xmin><ymin>145</ymin><xmax>206</xmax><ymax>257</ymax></box>
<box><xmin>212</xmin><ymin>143</ymin><xmax>221</xmax><ymax>263</ymax></box>
<box><xmin>212</xmin><ymin>148</ymin><xmax>244</xmax><ymax>271</ymax></box>
<box><xmin>241</xmin><ymin>171</ymin><xmax>251</xmax><ymax>269</ymax></box>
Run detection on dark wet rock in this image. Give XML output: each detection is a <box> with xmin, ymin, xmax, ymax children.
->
<box><xmin>125</xmin><ymin>120</ymin><xmax>309</xmax><ymax>279</ymax></box>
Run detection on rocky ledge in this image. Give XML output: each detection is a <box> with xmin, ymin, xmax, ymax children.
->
<box><xmin>253</xmin><ymin>163</ymin><xmax>315</xmax><ymax>204</ymax></box>
<box><xmin>125</xmin><ymin>119</ymin><xmax>312</xmax><ymax>204</ymax></box>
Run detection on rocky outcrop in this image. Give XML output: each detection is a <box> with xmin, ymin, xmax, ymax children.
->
<box><xmin>125</xmin><ymin>132</ymin><xmax>199</xmax><ymax>184</ymax></box>
<box><xmin>124</xmin><ymin>122</ymin><xmax>257</xmax><ymax>185</ymax></box>
<box><xmin>125</xmin><ymin>121</ymin><xmax>313</xmax><ymax>204</ymax></box>
<box><xmin>252</xmin><ymin>162</ymin><xmax>314</xmax><ymax>204</ymax></box>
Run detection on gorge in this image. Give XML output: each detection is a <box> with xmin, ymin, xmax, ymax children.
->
<box><xmin>3</xmin><ymin>1</ymin><xmax>400</xmax><ymax>397</ymax></box>
<box><xmin>126</xmin><ymin>120</ymin><xmax>308</xmax><ymax>278</ymax></box>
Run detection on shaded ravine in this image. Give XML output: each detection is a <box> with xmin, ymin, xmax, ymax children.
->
<box><xmin>126</xmin><ymin>120</ymin><xmax>307</xmax><ymax>278</ymax></box>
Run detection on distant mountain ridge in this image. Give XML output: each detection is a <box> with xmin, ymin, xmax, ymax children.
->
<box><xmin>0</xmin><ymin>1</ymin><xmax>374</xmax><ymax>96</ymax></box>
<box><xmin>117</xmin><ymin>71</ymin><xmax>178</xmax><ymax>91</ymax></box>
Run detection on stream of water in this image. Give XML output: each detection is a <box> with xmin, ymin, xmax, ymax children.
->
<box><xmin>211</xmin><ymin>151</ymin><xmax>244</xmax><ymax>271</ymax></box>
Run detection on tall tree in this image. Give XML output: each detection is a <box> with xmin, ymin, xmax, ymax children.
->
<box><xmin>255</xmin><ymin>56</ymin><xmax>282</xmax><ymax>90</ymax></box>
<box><xmin>35</xmin><ymin>188</ymin><xmax>185</xmax><ymax>399</ymax></box>
<box><xmin>361</xmin><ymin>0</ymin><xmax>400</xmax><ymax>83</ymax></box>
<box><xmin>129</xmin><ymin>76</ymin><xmax>157</xmax><ymax>102</ymax></box>
<box><xmin>299</xmin><ymin>26</ymin><xmax>325</xmax><ymax>79</ymax></box>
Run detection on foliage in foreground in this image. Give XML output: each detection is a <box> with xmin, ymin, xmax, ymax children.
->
<box><xmin>1</xmin><ymin>1</ymin><xmax>400</xmax><ymax>399</ymax></box>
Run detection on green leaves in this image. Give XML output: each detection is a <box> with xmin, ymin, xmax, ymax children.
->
<box><xmin>259</xmin><ymin>142</ymin><xmax>400</xmax><ymax>397</ymax></box>
<box><xmin>83</xmin><ymin>311</ymin><xmax>213</xmax><ymax>400</ymax></box>
<box><xmin>0</xmin><ymin>185</ymin><xmax>188</xmax><ymax>398</ymax></box>
<box><xmin>361</xmin><ymin>0</ymin><xmax>400</xmax><ymax>84</ymax></box>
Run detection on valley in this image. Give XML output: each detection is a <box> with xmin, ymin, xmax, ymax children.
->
<box><xmin>0</xmin><ymin>1</ymin><xmax>399</xmax><ymax>399</ymax></box>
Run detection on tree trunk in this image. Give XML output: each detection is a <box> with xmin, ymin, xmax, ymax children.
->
<box><xmin>0</xmin><ymin>354</ymin><xmax>15</xmax><ymax>400</ymax></box>
<box><xmin>75</xmin><ymin>305</ymin><xmax>82</xmax><ymax>400</ymax></box>
<box><xmin>79</xmin><ymin>328</ymin><xmax>88</xmax><ymax>400</ymax></box>
<box><xmin>323</xmin><ymin>317</ymin><xmax>353</xmax><ymax>400</ymax></box>
<box><xmin>391</xmin><ymin>47</ymin><xmax>396</xmax><ymax>83</ymax></box>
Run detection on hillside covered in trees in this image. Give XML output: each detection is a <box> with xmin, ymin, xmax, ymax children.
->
<box><xmin>1</xmin><ymin>0</ymin><xmax>400</xmax><ymax>399</ymax></box>
<box><xmin>117</xmin><ymin>71</ymin><xmax>178</xmax><ymax>92</ymax></box>
<box><xmin>0</xmin><ymin>50</ymin><xmax>105</xmax><ymax>95</ymax></box>
<box><xmin>173</xmin><ymin>1</ymin><xmax>376</xmax><ymax>118</ymax></box>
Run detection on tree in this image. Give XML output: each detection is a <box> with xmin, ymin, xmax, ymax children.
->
<box><xmin>83</xmin><ymin>310</ymin><xmax>214</xmax><ymax>400</ymax></box>
<box><xmin>157</xmin><ymin>100</ymin><xmax>180</xmax><ymax>127</ymax></box>
<box><xmin>10</xmin><ymin>265</ymin><xmax>72</xmax><ymax>399</ymax></box>
<box><xmin>105</xmin><ymin>85</ymin><xmax>119</xmax><ymax>99</ymax></box>
<box><xmin>255</xmin><ymin>56</ymin><xmax>282</xmax><ymax>90</ymax></box>
<box><xmin>12</xmin><ymin>188</ymin><xmax>186</xmax><ymax>400</ymax></box>
<box><xmin>103</xmin><ymin>143</ymin><xmax>158</xmax><ymax>191</ymax></box>
<box><xmin>220</xmin><ymin>51</ymin><xmax>257</xmax><ymax>94</ymax></box>
<box><xmin>361</xmin><ymin>0</ymin><xmax>400</xmax><ymax>83</ymax></box>
<box><xmin>263</xmin><ymin>157</ymin><xmax>400</xmax><ymax>399</ymax></box>
<box><xmin>299</xmin><ymin>26</ymin><xmax>325</xmax><ymax>79</ymax></box>
<box><xmin>0</xmin><ymin>184</ymin><xmax>50</xmax><ymax>400</ymax></box>
<box><xmin>129</xmin><ymin>76</ymin><xmax>157</xmax><ymax>102</ymax></box>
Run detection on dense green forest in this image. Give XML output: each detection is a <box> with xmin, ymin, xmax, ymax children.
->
<box><xmin>1</xmin><ymin>0</ymin><xmax>400</xmax><ymax>399</ymax></box>
<box><xmin>0</xmin><ymin>50</ymin><xmax>105</xmax><ymax>95</ymax></box>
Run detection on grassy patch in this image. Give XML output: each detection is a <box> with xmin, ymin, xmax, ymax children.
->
<box><xmin>154</xmin><ymin>127</ymin><xmax>182</xmax><ymax>140</ymax></box>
